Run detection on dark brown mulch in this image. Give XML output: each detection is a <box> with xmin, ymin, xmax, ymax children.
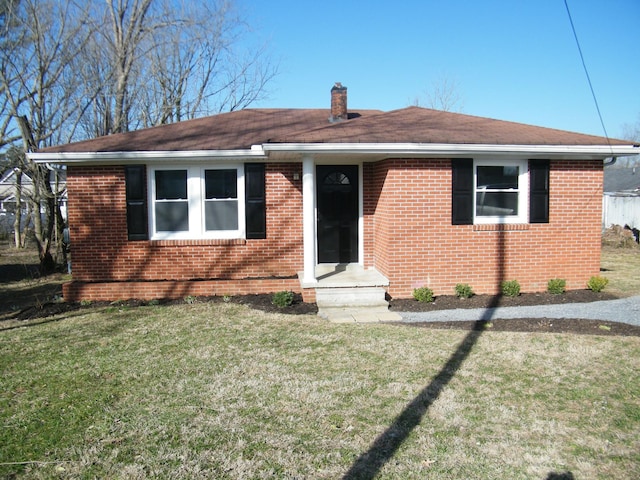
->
<box><xmin>388</xmin><ymin>289</ymin><xmax>618</xmax><ymax>312</ymax></box>
<box><xmin>393</xmin><ymin>317</ymin><xmax>640</xmax><ymax>337</ymax></box>
<box><xmin>9</xmin><ymin>293</ymin><xmax>318</xmax><ymax>322</ymax></box>
<box><xmin>388</xmin><ymin>290</ymin><xmax>640</xmax><ymax>337</ymax></box>
<box><xmin>7</xmin><ymin>290</ymin><xmax>640</xmax><ymax>337</ymax></box>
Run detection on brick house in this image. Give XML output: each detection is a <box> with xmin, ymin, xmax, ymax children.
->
<box><xmin>30</xmin><ymin>84</ymin><xmax>638</xmax><ymax>311</ymax></box>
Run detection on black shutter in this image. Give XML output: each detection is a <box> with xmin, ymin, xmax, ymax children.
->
<box><xmin>245</xmin><ymin>163</ymin><xmax>266</xmax><ymax>239</ymax></box>
<box><xmin>529</xmin><ymin>160</ymin><xmax>550</xmax><ymax>223</ymax></box>
<box><xmin>125</xmin><ymin>165</ymin><xmax>148</xmax><ymax>240</ymax></box>
<box><xmin>451</xmin><ymin>158</ymin><xmax>474</xmax><ymax>225</ymax></box>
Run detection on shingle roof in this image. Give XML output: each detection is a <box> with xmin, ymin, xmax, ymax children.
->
<box><xmin>273</xmin><ymin>106</ymin><xmax>632</xmax><ymax>146</ymax></box>
<box><xmin>41</xmin><ymin>109</ymin><xmax>380</xmax><ymax>153</ymax></box>
<box><xmin>604</xmin><ymin>165</ymin><xmax>640</xmax><ymax>193</ymax></box>
<box><xmin>41</xmin><ymin>106</ymin><xmax>632</xmax><ymax>154</ymax></box>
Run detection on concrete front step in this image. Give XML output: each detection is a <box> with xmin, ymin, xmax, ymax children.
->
<box><xmin>316</xmin><ymin>286</ymin><xmax>389</xmax><ymax>308</ymax></box>
<box><xmin>316</xmin><ymin>286</ymin><xmax>401</xmax><ymax>323</ymax></box>
<box><xmin>318</xmin><ymin>306</ymin><xmax>402</xmax><ymax>323</ymax></box>
<box><xmin>300</xmin><ymin>265</ymin><xmax>398</xmax><ymax>322</ymax></box>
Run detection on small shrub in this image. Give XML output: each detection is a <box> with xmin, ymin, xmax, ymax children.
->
<box><xmin>413</xmin><ymin>287</ymin><xmax>435</xmax><ymax>303</ymax></box>
<box><xmin>272</xmin><ymin>291</ymin><xmax>294</xmax><ymax>308</ymax></box>
<box><xmin>587</xmin><ymin>275</ymin><xmax>609</xmax><ymax>292</ymax></box>
<box><xmin>454</xmin><ymin>283</ymin><xmax>474</xmax><ymax>299</ymax></box>
<box><xmin>147</xmin><ymin>299</ymin><xmax>161</xmax><ymax>306</ymax></box>
<box><xmin>184</xmin><ymin>295</ymin><xmax>197</xmax><ymax>304</ymax></box>
<box><xmin>222</xmin><ymin>294</ymin><xmax>232</xmax><ymax>303</ymax></box>
<box><xmin>501</xmin><ymin>280</ymin><xmax>521</xmax><ymax>297</ymax></box>
<box><xmin>80</xmin><ymin>299</ymin><xmax>92</xmax><ymax>306</ymax></box>
<box><xmin>547</xmin><ymin>278</ymin><xmax>566</xmax><ymax>295</ymax></box>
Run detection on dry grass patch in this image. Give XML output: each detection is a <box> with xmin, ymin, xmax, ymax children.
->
<box><xmin>1</xmin><ymin>302</ymin><xmax>639</xmax><ymax>479</ymax></box>
<box><xmin>601</xmin><ymin>245</ymin><xmax>640</xmax><ymax>296</ymax></box>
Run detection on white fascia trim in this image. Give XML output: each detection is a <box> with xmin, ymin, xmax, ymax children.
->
<box><xmin>28</xmin><ymin>147</ymin><xmax>267</xmax><ymax>164</ymax></box>
<box><xmin>28</xmin><ymin>142</ymin><xmax>640</xmax><ymax>164</ymax></box>
<box><xmin>262</xmin><ymin>143</ymin><xmax>640</xmax><ymax>159</ymax></box>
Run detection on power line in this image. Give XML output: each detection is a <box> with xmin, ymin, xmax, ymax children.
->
<box><xmin>564</xmin><ymin>0</ymin><xmax>611</xmax><ymax>144</ymax></box>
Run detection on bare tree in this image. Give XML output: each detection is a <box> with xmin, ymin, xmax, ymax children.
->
<box><xmin>619</xmin><ymin>114</ymin><xmax>640</xmax><ymax>167</ymax></box>
<box><xmin>1</xmin><ymin>0</ymin><xmax>276</xmax><ymax>270</ymax></box>
<box><xmin>0</xmin><ymin>0</ymin><xmax>92</xmax><ymax>269</ymax></box>
<box><xmin>0</xmin><ymin>0</ymin><xmax>25</xmax><ymax>149</ymax></box>
<box><xmin>412</xmin><ymin>75</ymin><xmax>465</xmax><ymax>113</ymax></box>
<box><xmin>80</xmin><ymin>0</ymin><xmax>277</xmax><ymax>134</ymax></box>
<box><xmin>621</xmin><ymin>114</ymin><xmax>640</xmax><ymax>142</ymax></box>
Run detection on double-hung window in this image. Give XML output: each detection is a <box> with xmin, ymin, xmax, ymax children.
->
<box><xmin>155</xmin><ymin>169</ymin><xmax>189</xmax><ymax>232</ymax></box>
<box><xmin>150</xmin><ymin>165</ymin><xmax>244</xmax><ymax>239</ymax></box>
<box><xmin>204</xmin><ymin>169</ymin><xmax>238</xmax><ymax>231</ymax></box>
<box><xmin>474</xmin><ymin>159</ymin><xmax>528</xmax><ymax>224</ymax></box>
<box><xmin>452</xmin><ymin>158</ymin><xmax>544</xmax><ymax>225</ymax></box>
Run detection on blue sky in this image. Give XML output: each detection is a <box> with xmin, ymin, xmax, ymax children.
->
<box><xmin>242</xmin><ymin>0</ymin><xmax>639</xmax><ymax>139</ymax></box>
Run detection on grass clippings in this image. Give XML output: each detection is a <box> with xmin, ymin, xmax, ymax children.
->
<box><xmin>1</xmin><ymin>302</ymin><xmax>639</xmax><ymax>479</ymax></box>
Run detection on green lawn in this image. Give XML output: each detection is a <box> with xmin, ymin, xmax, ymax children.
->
<box><xmin>1</xmin><ymin>301</ymin><xmax>639</xmax><ymax>479</ymax></box>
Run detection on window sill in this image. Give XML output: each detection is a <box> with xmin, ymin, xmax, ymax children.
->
<box><xmin>149</xmin><ymin>238</ymin><xmax>247</xmax><ymax>247</ymax></box>
<box><xmin>473</xmin><ymin>224</ymin><xmax>530</xmax><ymax>232</ymax></box>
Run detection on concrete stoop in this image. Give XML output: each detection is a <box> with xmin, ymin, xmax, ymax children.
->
<box><xmin>315</xmin><ymin>286</ymin><xmax>402</xmax><ymax>323</ymax></box>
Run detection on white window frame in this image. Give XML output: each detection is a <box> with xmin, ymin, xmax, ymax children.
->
<box><xmin>149</xmin><ymin>164</ymin><xmax>245</xmax><ymax>240</ymax></box>
<box><xmin>473</xmin><ymin>159</ymin><xmax>529</xmax><ymax>224</ymax></box>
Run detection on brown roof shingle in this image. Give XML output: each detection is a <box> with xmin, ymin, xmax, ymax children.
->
<box><xmin>272</xmin><ymin>106</ymin><xmax>631</xmax><ymax>146</ymax></box>
<box><xmin>41</xmin><ymin>106</ymin><xmax>631</xmax><ymax>153</ymax></box>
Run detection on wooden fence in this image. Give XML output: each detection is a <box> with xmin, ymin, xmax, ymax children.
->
<box><xmin>603</xmin><ymin>192</ymin><xmax>640</xmax><ymax>230</ymax></box>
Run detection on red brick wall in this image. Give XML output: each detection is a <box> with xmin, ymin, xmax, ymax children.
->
<box><xmin>66</xmin><ymin>159</ymin><xmax>603</xmax><ymax>302</ymax></box>
<box><xmin>364</xmin><ymin>159</ymin><xmax>603</xmax><ymax>298</ymax></box>
<box><xmin>65</xmin><ymin>164</ymin><xmax>304</xmax><ymax>301</ymax></box>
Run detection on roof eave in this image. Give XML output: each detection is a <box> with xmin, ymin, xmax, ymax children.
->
<box><xmin>28</xmin><ymin>143</ymin><xmax>640</xmax><ymax>165</ymax></box>
<box><xmin>28</xmin><ymin>148</ymin><xmax>267</xmax><ymax>165</ymax></box>
<box><xmin>262</xmin><ymin>143</ymin><xmax>640</xmax><ymax>160</ymax></box>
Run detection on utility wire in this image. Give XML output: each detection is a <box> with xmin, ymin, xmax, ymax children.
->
<box><xmin>564</xmin><ymin>0</ymin><xmax>612</xmax><ymax>146</ymax></box>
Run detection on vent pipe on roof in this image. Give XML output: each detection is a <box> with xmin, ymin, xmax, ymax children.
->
<box><xmin>330</xmin><ymin>82</ymin><xmax>348</xmax><ymax>123</ymax></box>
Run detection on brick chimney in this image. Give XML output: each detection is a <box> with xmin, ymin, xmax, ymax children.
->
<box><xmin>330</xmin><ymin>82</ymin><xmax>348</xmax><ymax>122</ymax></box>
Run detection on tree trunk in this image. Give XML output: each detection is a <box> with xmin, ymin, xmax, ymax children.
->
<box><xmin>53</xmin><ymin>171</ymin><xmax>67</xmax><ymax>267</ymax></box>
<box><xmin>13</xmin><ymin>169</ymin><xmax>23</xmax><ymax>248</ymax></box>
<box><xmin>34</xmin><ymin>165</ymin><xmax>56</xmax><ymax>274</ymax></box>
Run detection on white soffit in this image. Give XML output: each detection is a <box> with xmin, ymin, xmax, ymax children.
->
<box><xmin>262</xmin><ymin>143</ymin><xmax>640</xmax><ymax>160</ymax></box>
<box><xmin>28</xmin><ymin>148</ymin><xmax>267</xmax><ymax>164</ymax></box>
<box><xmin>29</xmin><ymin>142</ymin><xmax>639</xmax><ymax>164</ymax></box>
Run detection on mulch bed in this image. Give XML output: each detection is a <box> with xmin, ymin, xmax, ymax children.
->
<box><xmin>388</xmin><ymin>289</ymin><xmax>618</xmax><ymax>311</ymax></box>
<box><xmin>392</xmin><ymin>317</ymin><xmax>640</xmax><ymax>337</ymax></box>
<box><xmin>389</xmin><ymin>289</ymin><xmax>640</xmax><ymax>337</ymax></box>
<box><xmin>6</xmin><ymin>290</ymin><xmax>640</xmax><ymax>337</ymax></box>
<box><xmin>9</xmin><ymin>292</ymin><xmax>318</xmax><ymax>322</ymax></box>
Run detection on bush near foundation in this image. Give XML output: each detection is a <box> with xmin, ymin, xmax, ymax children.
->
<box><xmin>547</xmin><ymin>279</ymin><xmax>566</xmax><ymax>295</ymax></box>
<box><xmin>500</xmin><ymin>280</ymin><xmax>521</xmax><ymax>297</ymax></box>
<box><xmin>587</xmin><ymin>276</ymin><xmax>609</xmax><ymax>293</ymax></box>
<box><xmin>454</xmin><ymin>283</ymin><xmax>474</xmax><ymax>299</ymax></box>
<box><xmin>413</xmin><ymin>287</ymin><xmax>435</xmax><ymax>303</ymax></box>
<box><xmin>272</xmin><ymin>291</ymin><xmax>294</xmax><ymax>308</ymax></box>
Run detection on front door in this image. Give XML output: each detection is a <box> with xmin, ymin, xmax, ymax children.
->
<box><xmin>316</xmin><ymin>165</ymin><xmax>359</xmax><ymax>263</ymax></box>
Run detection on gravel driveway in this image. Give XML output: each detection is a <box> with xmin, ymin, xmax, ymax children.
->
<box><xmin>398</xmin><ymin>295</ymin><xmax>640</xmax><ymax>326</ymax></box>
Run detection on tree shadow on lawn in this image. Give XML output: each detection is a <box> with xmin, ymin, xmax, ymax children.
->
<box><xmin>344</xmin><ymin>228</ymin><xmax>520</xmax><ymax>478</ymax></box>
<box><xmin>546</xmin><ymin>472</ymin><xmax>575</xmax><ymax>480</ymax></box>
<box><xmin>342</xmin><ymin>307</ymin><xmax>495</xmax><ymax>479</ymax></box>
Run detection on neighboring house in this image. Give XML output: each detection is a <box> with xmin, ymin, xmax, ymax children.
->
<box><xmin>0</xmin><ymin>168</ymin><xmax>21</xmax><ymax>213</ymax></box>
<box><xmin>29</xmin><ymin>84</ymin><xmax>639</xmax><ymax>308</ymax></box>
<box><xmin>0</xmin><ymin>166</ymin><xmax>67</xmax><ymax>218</ymax></box>
<box><xmin>603</xmin><ymin>164</ymin><xmax>640</xmax><ymax>230</ymax></box>
<box><xmin>604</xmin><ymin>163</ymin><xmax>640</xmax><ymax>193</ymax></box>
